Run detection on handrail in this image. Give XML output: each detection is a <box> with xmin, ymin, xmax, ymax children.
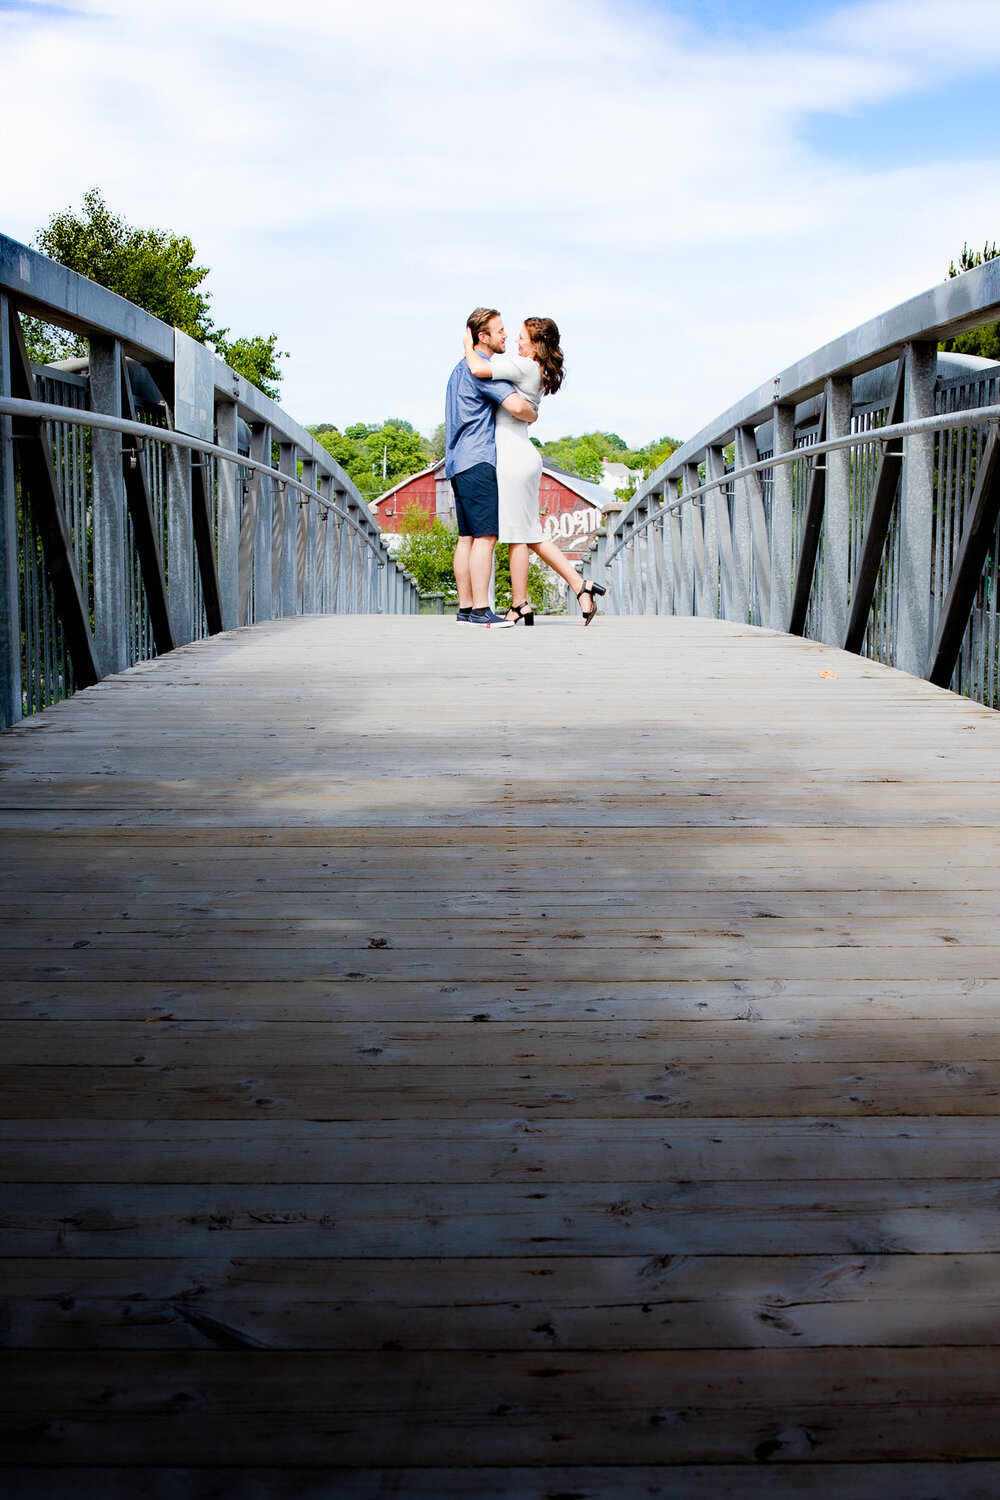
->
<box><xmin>0</xmin><ymin>394</ymin><xmax>387</xmax><ymax>562</ymax></box>
<box><xmin>605</xmin><ymin>403</ymin><xmax>1000</xmax><ymax>565</ymax></box>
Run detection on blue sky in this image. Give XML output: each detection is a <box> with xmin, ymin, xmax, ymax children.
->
<box><xmin>2</xmin><ymin>0</ymin><xmax>999</xmax><ymax>445</ymax></box>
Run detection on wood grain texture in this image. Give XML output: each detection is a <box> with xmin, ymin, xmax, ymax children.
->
<box><xmin>4</xmin><ymin>613</ymin><xmax>1000</xmax><ymax>1493</ymax></box>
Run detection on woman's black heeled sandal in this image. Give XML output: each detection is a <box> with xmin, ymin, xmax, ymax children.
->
<box><xmin>577</xmin><ymin>580</ymin><xmax>605</xmax><ymax>626</ymax></box>
<box><xmin>506</xmin><ymin>602</ymin><xmax>535</xmax><ymax>627</ymax></box>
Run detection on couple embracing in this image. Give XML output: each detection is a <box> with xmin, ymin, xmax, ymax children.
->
<box><xmin>444</xmin><ymin>307</ymin><xmax>606</xmax><ymax>627</ymax></box>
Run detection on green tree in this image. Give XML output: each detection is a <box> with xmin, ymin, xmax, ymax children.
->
<box><xmin>428</xmin><ymin>422</ymin><xmax>446</xmax><ymax>460</ymax></box>
<box><xmin>312</xmin><ymin>419</ymin><xmax>431</xmax><ymax>499</ymax></box>
<box><xmin>24</xmin><ymin>189</ymin><xmax>287</xmax><ymax>395</ymax></box>
<box><xmin>540</xmin><ymin>431</ymin><xmax>622</xmax><ymax>481</ymax></box>
<box><xmin>211</xmin><ymin>331</ymin><xmax>288</xmax><ymax>400</ymax></box>
<box><xmin>395</xmin><ymin>502</ymin><xmax>458</xmax><ymax>596</ymax></box>
<box><xmin>940</xmin><ymin>241</ymin><xmax>1000</xmax><ymax>362</ymax></box>
<box><xmin>540</xmin><ymin>430</ymin><xmax>681</xmax><ymax>483</ymax></box>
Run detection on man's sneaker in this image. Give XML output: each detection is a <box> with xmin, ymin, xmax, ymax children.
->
<box><xmin>456</xmin><ymin>608</ymin><xmax>473</xmax><ymax>623</ymax></box>
<box><xmin>468</xmin><ymin>607</ymin><xmax>513</xmax><ymax>628</ymax></box>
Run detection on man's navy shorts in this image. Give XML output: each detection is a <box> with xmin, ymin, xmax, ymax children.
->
<box><xmin>452</xmin><ymin>462</ymin><xmax>499</xmax><ymax>538</ymax></box>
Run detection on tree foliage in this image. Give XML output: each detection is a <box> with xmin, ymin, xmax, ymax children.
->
<box><xmin>310</xmin><ymin>418</ymin><xmax>432</xmax><ymax>499</ymax></box>
<box><xmin>940</xmin><ymin>241</ymin><xmax>1000</xmax><ymax>363</ymax></box>
<box><xmin>395</xmin><ymin>502</ymin><xmax>458</xmax><ymax>595</ymax></box>
<box><xmin>539</xmin><ymin>430</ymin><xmax>682</xmax><ymax>486</ymax></box>
<box><xmin>24</xmin><ymin>189</ymin><xmax>287</xmax><ymax>396</ymax></box>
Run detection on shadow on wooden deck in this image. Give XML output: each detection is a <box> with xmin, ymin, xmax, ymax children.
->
<box><xmin>3</xmin><ymin>615</ymin><xmax>1000</xmax><ymax>1497</ymax></box>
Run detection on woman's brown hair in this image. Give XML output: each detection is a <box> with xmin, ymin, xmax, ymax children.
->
<box><xmin>524</xmin><ymin>316</ymin><xmax>564</xmax><ymax>396</ymax></box>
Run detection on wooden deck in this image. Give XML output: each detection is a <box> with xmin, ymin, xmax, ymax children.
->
<box><xmin>3</xmin><ymin>613</ymin><xmax>1000</xmax><ymax>1497</ymax></box>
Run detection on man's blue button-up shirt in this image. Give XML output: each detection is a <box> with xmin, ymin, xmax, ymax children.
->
<box><xmin>444</xmin><ymin>358</ymin><xmax>517</xmax><ymax>479</ymax></box>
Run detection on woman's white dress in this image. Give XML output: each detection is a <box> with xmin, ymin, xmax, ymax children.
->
<box><xmin>490</xmin><ymin>353</ymin><xmax>544</xmax><ymax>543</ymax></box>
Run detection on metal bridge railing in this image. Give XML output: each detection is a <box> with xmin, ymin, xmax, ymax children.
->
<box><xmin>583</xmin><ymin>258</ymin><xmax>1000</xmax><ymax>710</ymax></box>
<box><xmin>0</xmin><ymin>233</ymin><xmax>421</xmax><ymax>728</ymax></box>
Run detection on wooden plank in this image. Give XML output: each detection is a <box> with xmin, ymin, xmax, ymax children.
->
<box><xmin>6</xmin><ymin>1252</ymin><xmax>1000</xmax><ymax>1352</ymax></box>
<box><xmin>4</xmin><ymin>978</ymin><xmax>1000</xmax><ymax>1024</ymax></box>
<box><xmin>5</xmin><ymin>1467</ymin><xmax>1000</xmax><ymax>1500</ymax></box>
<box><xmin>8</xmin><ymin>1018</ymin><xmax>1000</xmax><ymax>1066</ymax></box>
<box><xmin>4</xmin><ymin>1178</ymin><xmax>1000</xmax><ymax>1257</ymax></box>
<box><xmin>3</xmin><ymin>1061</ymin><xmax>1000</xmax><ymax>1118</ymax></box>
<box><xmin>4</xmin><ymin>1117</ymin><xmax>1000</xmax><ymax>1182</ymax></box>
<box><xmin>3</xmin><ymin>944</ymin><xmax>999</xmax><ymax>981</ymax></box>
<box><xmin>7</xmin><ymin>888</ymin><xmax>1000</xmax><ymax>922</ymax></box>
<box><xmin>7</xmin><ymin>913</ymin><xmax>1000</xmax><ymax>949</ymax></box>
<box><xmin>4</xmin><ymin>1348</ymin><xmax>1000</xmax><ymax>1464</ymax></box>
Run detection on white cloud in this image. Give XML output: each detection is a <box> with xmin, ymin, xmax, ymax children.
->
<box><xmin>2</xmin><ymin>0</ymin><xmax>1000</xmax><ymax>443</ymax></box>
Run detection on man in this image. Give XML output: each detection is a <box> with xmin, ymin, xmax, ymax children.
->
<box><xmin>445</xmin><ymin>307</ymin><xmax>538</xmax><ymax>626</ymax></box>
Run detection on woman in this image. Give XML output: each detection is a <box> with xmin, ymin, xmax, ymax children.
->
<box><xmin>463</xmin><ymin>317</ymin><xmax>606</xmax><ymax>625</ymax></box>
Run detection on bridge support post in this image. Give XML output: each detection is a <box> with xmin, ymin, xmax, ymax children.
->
<box><xmin>90</xmin><ymin>337</ymin><xmax>129</xmax><ymax>674</ymax></box>
<box><xmin>821</xmin><ymin>376</ymin><xmax>853</xmax><ymax>646</ymax></box>
<box><xmin>0</xmin><ymin>295</ymin><xmax>20</xmax><ymax>727</ymax></box>
<box><xmin>708</xmin><ymin>446</ymin><xmax>745</xmax><ymax>622</ymax></box>
<box><xmin>337</xmin><ymin>495</ymin><xmax>352</xmax><ymax>612</ymax></box>
<box><xmin>164</xmin><ymin>410</ymin><xmax>196</xmax><ymax>645</ymax></box>
<box><xmin>277</xmin><ymin>444</ymin><xmax>298</xmax><ymax>618</ymax></box>
<box><xmin>638</xmin><ymin>510</ymin><xmax>651</xmax><ymax>614</ymax></box>
<box><xmin>667</xmin><ymin>481</ymin><xmax>684</xmax><ymax>616</ymax></box>
<box><xmin>350</xmin><ymin>513</ymin><xmax>362</xmax><ymax>613</ymax></box>
<box><xmin>322</xmin><ymin>509</ymin><xmax>335</xmax><ymax>613</ymax></box>
<box><xmin>654</xmin><ymin>510</ymin><xmax>670</xmax><ymax>613</ymax></box>
<box><xmin>679</xmin><ymin>466</ymin><xmax>699</xmax><ymax>615</ymax></box>
<box><xmin>601</xmin><ymin>502</ymin><xmax>624</xmax><ymax>614</ymax></box>
<box><xmin>215</xmin><ymin>399</ymin><xmax>240</xmax><ymax>630</ymax></box>
<box><xmin>316</xmin><ymin>477</ymin><xmax>332</xmax><ymax>613</ymax></box>
<box><xmin>897</xmin><ymin>341</ymin><xmax>937</xmax><ymax>676</ymax></box>
<box><xmin>736</xmin><ymin>425</ymin><xmax>772</xmax><ymax>625</ymax></box>
<box><xmin>299</xmin><ymin>459</ymin><xmax>317</xmax><ymax>615</ymax></box>
<box><xmin>250</xmin><ymin>424</ymin><xmax>273</xmax><ymax>622</ymax></box>
<box><xmin>648</xmin><ymin>497</ymin><xmax>664</xmax><ymax>615</ymax></box>
<box><xmin>365</xmin><ymin>527</ymin><xmax>377</xmax><ymax>614</ymax></box>
<box><xmin>730</xmin><ymin>452</ymin><xmax>754</xmax><ymax>623</ymax></box>
<box><xmin>626</xmin><ymin>514</ymin><xmax>640</xmax><ymax>614</ymax></box>
<box><xmin>770</xmin><ymin>403</ymin><xmax>795</xmax><ymax>630</ymax></box>
<box><xmin>364</xmin><ymin>525</ymin><xmax>373</xmax><ymax>614</ymax></box>
<box><xmin>593</xmin><ymin>526</ymin><xmax>610</xmax><ymax>612</ymax></box>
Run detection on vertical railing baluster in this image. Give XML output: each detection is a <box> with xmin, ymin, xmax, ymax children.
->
<box><xmin>736</xmin><ymin>425</ymin><xmax>772</xmax><ymax>626</ymax></box>
<box><xmin>898</xmin><ymin>341</ymin><xmax>938</xmax><ymax>676</ymax></box>
<box><xmin>90</xmin><ymin>337</ymin><xmax>129</xmax><ymax>674</ymax></box>
<box><xmin>250</xmin><ymin>425</ymin><xmax>273</xmax><ymax>622</ymax></box>
<box><xmin>770</xmin><ymin>404</ymin><xmax>795</xmax><ymax>630</ymax></box>
<box><xmin>0</xmin><ymin>295</ymin><xmax>20</xmax><ymax>726</ymax></box>
<box><xmin>707</xmin><ymin>446</ymin><xmax>743</xmax><ymax>622</ymax></box>
<box><xmin>216</xmin><ymin>398</ymin><xmax>240</xmax><ymax>630</ymax></box>
<box><xmin>648</xmin><ymin>496</ymin><xmax>664</xmax><ymax>615</ymax></box>
<box><xmin>658</xmin><ymin>510</ymin><xmax>673</xmax><ymax>614</ymax></box>
<box><xmin>667</xmin><ymin>485</ymin><xmax>684</xmax><ymax>616</ymax></box>
<box><xmin>821</xmin><ymin>376</ymin><xmax>853</xmax><ymax>646</ymax></box>
<box><xmin>299</xmin><ymin>460</ymin><xmax>317</xmax><ymax>615</ymax></box>
<box><xmin>340</xmin><ymin>502</ymin><xmax>353</xmax><ymax>612</ymax></box>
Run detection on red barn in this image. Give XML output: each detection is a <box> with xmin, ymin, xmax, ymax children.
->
<box><xmin>371</xmin><ymin>459</ymin><xmax>611</xmax><ymax>559</ymax></box>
